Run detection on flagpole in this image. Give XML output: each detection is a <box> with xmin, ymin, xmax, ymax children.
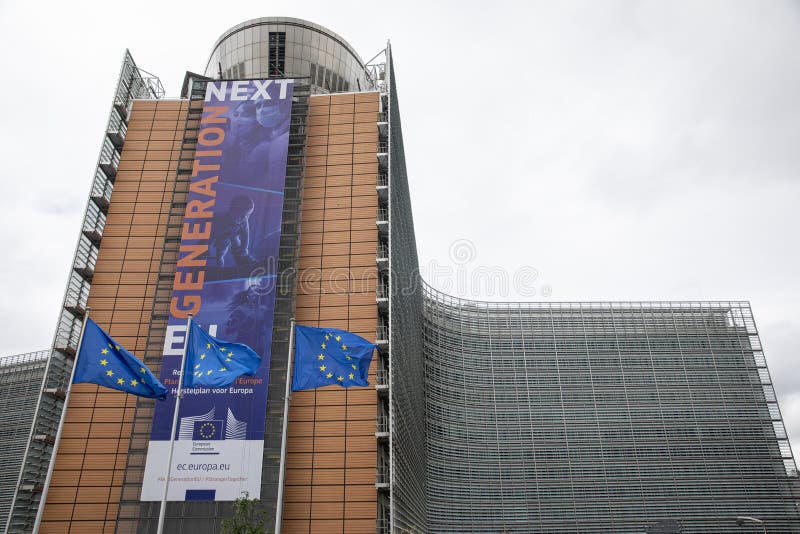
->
<box><xmin>157</xmin><ymin>314</ymin><xmax>192</xmax><ymax>534</ymax></box>
<box><xmin>274</xmin><ymin>317</ymin><xmax>295</xmax><ymax>534</ymax></box>
<box><xmin>32</xmin><ymin>308</ymin><xmax>92</xmax><ymax>534</ymax></box>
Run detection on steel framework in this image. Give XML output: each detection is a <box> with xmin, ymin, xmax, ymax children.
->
<box><xmin>422</xmin><ymin>288</ymin><xmax>800</xmax><ymax>533</ymax></box>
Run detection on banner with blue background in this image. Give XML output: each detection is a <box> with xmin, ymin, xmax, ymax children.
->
<box><xmin>141</xmin><ymin>79</ymin><xmax>294</xmax><ymax>501</ymax></box>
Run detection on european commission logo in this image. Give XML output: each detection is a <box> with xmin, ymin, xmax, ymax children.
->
<box><xmin>178</xmin><ymin>408</ymin><xmax>247</xmax><ymax>441</ymax></box>
<box><xmin>192</xmin><ymin>419</ymin><xmax>224</xmax><ymax>441</ymax></box>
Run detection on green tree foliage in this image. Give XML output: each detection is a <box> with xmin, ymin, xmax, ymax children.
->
<box><xmin>220</xmin><ymin>493</ymin><xmax>272</xmax><ymax>534</ymax></box>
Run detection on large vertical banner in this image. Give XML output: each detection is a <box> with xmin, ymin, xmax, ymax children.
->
<box><xmin>141</xmin><ymin>79</ymin><xmax>294</xmax><ymax>501</ymax></box>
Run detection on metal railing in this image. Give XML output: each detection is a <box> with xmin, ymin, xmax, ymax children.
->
<box><xmin>376</xmin><ymin>367</ymin><xmax>388</xmax><ymax>386</ymax></box>
<box><xmin>377</xmin><ymin>207</ymin><xmax>388</xmax><ymax>223</ymax></box>
<box><xmin>377</xmin><ymin>415</ymin><xmax>389</xmax><ymax>434</ymax></box>
<box><xmin>82</xmin><ymin>201</ymin><xmax>106</xmax><ymax>240</ymax></box>
<box><xmin>364</xmin><ymin>52</ymin><xmax>386</xmax><ymax>93</ymax></box>
<box><xmin>72</xmin><ymin>236</ymin><xmax>98</xmax><ymax>276</ymax></box>
<box><xmin>106</xmin><ymin>120</ymin><xmax>128</xmax><ymax>147</ymax></box>
<box><xmin>63</xmin><ymin>273</ymin><xmax>89</xmax><ymax>314</ymax></box>
<box><xmin>377</xmin><ymin>283</ymin><xmax>389</xmax><ymax>300</ymax></box>
<box><xmin>90</xmin><ymin>169</ymin><xmax>113</xmax><ymax>207</ymax></box>
<box><xmin>98</xmin><ymin>141</ymin><xmax>120</xmax><ymax>177</ymax></box>
<box><xmin>376</xmin><ymin>465</ymin><xmax>390</xmax><ymax>485</ymax></box>
<box><xmin>53</xmin><ymin>311</ymin><xmax>81</xmax><ymax>354</ymax></box>
<box><xmin>376</xmin><ymin>325</ymin><xmax>388</xmax><ymax>342</ymax></box>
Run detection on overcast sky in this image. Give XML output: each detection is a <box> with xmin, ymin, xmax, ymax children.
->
<box><xmin>1</xmin><ymin>0</ymin><xmax>798</xmax><ymax>453</ymax></box>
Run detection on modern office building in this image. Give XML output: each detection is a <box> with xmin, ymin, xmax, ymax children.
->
<box><xmin>423</xmin><ymin>291</ymin><xmax>800</xmax><ymax>532</ymax></box>
<box><xmin>4</xmin><ymin>16</ymin><xmax>799</xmax><ymax>534</ymax></box>
<box><xmin>0</xmin><ymin>351</ymin><xmax>50</xmax><ymax>531</ymax></box>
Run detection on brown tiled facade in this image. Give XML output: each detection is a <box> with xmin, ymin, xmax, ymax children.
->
<box><xmin>40</xmin><ymin>100</ymin><xmax>186</xmax><ymax>533</ymax></box>
<box><xmin>284</xmin><ymin>92</ymin><xmax>380</xmax><ymax>533</ymax></box>
<box><xmin>40</xmin><ymin>92</ymin><xmax>381</xmax><ymax>532</ymax></box>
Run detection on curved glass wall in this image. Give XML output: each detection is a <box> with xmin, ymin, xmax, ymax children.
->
<box><xmin>422</xmin><ymin>285</ymin><xmax>800</xmax><ymax>533</ymax></box>
<box><xmin>204</xmin><ymin>17</ymin><xmax>373</xmax><ymax>94</ymax></box>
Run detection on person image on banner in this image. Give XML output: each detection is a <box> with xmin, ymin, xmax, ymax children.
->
<box><xmin>225</xmin><ymin>99</ymin><xmax>291</xmax><ymax>170</ymax></box>
<box><xmin>210</xmin><ymin>194</ymin><xmax>257</xmax><ymax>271</ymax></box>
<box><xmin>223</xmin><ymin>283</ymin><xmax>271</xmax><ymax>352</ymax></box>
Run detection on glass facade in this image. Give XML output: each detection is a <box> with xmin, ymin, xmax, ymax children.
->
<box><xmin>385</xmin><ymin>47</ymin><xmax>429</xmax><ymax>533</ymax></box>
<box><xmin>422</xmin><ymin>289</ymin><xmax>800</xmax><ymax>533</ymax></box>
<box><xmin>0</xmin><ymin>351</ymin><xmax>49</xmax><ymax>531</ymax></box>
<box><xmin>204</xmin><ymin>17</ymin><xmax>375</xmax><ymax>95</ymax></box>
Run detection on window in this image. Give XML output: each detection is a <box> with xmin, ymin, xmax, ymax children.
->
<box><xmin>268</xmin><ymin>32</ymin><xmax>285</xmax><ymax>76</ymax></box>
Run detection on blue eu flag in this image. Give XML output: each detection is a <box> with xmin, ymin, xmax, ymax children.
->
<box><xmin>183</xmin><ymin>319</ymin><xmax>262</xmax><ymax>389</ymax></box>
<box><xmin>292</xmin><ymin>325</ymin><xmax>376</xmax><ymax>391</ymax></box>
<box><xmin>73</xmin><ymin>318</ymin><xmax>168</xmax><ymax>400</ymax></box>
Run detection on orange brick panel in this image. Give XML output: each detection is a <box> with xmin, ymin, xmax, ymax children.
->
<box><xmin>310</xmin><ymin>503</ymin><xmax>343</xmax><ymax>520</ymax></box>
<box><xmin>286</xmin><ymin>469</ymin><xmax>313</xmax><ymax>485</ymax></box>
<box><xmin>285</xmin><ymin>485</ymin><xmax>313</xmax><ymax>502</ymax></box>
<box><xmin>328</xmin><ymin>133</ymin><xmax>355</xmax><ymax>145</ymax></box>
<box><xmin>329</xmin><ymin>94</ymin><xmax>355</xmax><ymax>104</ymax></box>
<box><xmin>345</xmin><ymin>519</ymin><xmax>377</xmax><ymax>534</ymax></box>
<box><xmin>282</xmin><ymin>520</ymin><xmax>310</xmax><ymax>532</ymax></box>
<box><xmin>329</xmin><ymin>103</ymin><xmax>355</xmax><ymax>115</ymax></box>
<box><xmin>312</xmin><ymin>485</ymin><xmax>346</xmax><ymax>502</ymax></box>
<box><xmin>287</xmin><ymin>437</ymin><xmax>314</xmax><ymax>454</ymax></box>
<box><xmin>354</xmin><ymin>101</ymin><xmax>379</xmax><ymax>113</ymax></box>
